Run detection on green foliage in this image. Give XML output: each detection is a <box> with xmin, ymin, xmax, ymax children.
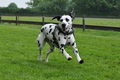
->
<box><xmin>26</xmin><ymin>0</ymin><xmax>43</xmax><ymax>8</ymax></box>
<box><xmin>0</xmin><ymin>23</ymin><xmax>120</xmax><ymax>80</ymax></box>
<box><xmin>0</xmin><ymin>7</ymin><xmax>36</xmax><ymax>15</ymax></box>
<box><xmin>0</xmin><ymin>7</ymin><xmax>18</xmax><ymax>14</ymax></box>
<box><xmin>8</xmin><ymin>3</ymin><xmax>18</xmax><ymax>9</ymax></box>
<box><xmin>73</xmin><ymin>0</ymin><xmax>120</xmax><ymax>15</ymax></box>
<box><xmin>30</xmin><ymin>0</ymin><xmax>71</xmax><ymax>14</ymax></box>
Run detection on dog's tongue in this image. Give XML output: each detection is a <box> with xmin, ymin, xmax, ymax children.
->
<box><xmin>62</xmin><ymin>26</ymin><xmax>69</xmax><ymax>31</ymax></box>
<box><xmin>65</xmin><ymin>26</ymin><xmax>69</xmax><ymax>29</ymax></box>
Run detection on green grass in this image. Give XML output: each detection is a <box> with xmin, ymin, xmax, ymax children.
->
<box><xmin>1</xmin><ymin>16</ymin><xmax>120</xmax><ymax>27</ymax></box>
<box><xmin>85</xmin><ymin>18</ymin><xmax>120</xmax><ymax>27</ymax></box>
<box><xmin>0</xmin><ymin>23</ymin><xmax>120</xmax><ymax>80</ymax></box>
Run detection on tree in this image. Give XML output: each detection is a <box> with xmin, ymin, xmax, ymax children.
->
<box><xmin>26</xmin><ymin>0</ymin><xmax>72</xmax><ymax>14</ymax></box>
<box><xmin>26</xmin><ymin>0</ymin><xmax>43</xmax><ymax>8</ymax></box>
<box><xmin>8</xmin><ymin>3</ymin><xmax>18</xmax><ymax>9</ymax></box>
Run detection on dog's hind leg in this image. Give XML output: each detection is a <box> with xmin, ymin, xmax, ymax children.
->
<box><xmin>45</xmin><ymin>45</ymin><xmax>55</xmax><ymax>62</ymax></box>
<box><xmin>38</xmin><ymin>48</ymin><xmax>42</xmax><ymax>61</ymax></box>
<box><xmin>37</xmin><ymin>33</ymin><xmax>46</xmax><ymax>61</ymax></box>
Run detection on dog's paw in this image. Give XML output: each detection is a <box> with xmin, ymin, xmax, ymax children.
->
<box><xmin>79</xmin><ymin>60</ymin><xmax>84</xmax><ymax>64</ymax></box>
<box><xmin>67</xmin><ymin>56</ymin><xmax>72</xmax><ymax>61</ymax></box>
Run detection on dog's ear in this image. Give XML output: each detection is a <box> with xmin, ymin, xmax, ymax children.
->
<box><xmin>70</xmin><ymin>8</ymin><xmax>75</xmax><ymax>21</ymax></box>
<box><xmin>51</xmin><ymin>16</ymin><xmax>61</xmax><ymax>21</ymax></box>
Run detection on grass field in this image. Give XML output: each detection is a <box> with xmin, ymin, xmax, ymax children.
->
<box><xmin>0</xmin><ymin>23</ymin><xmax>120</xmax><ymax>80</ymax></box>
<box><xmin>1</xmin><ymin>16</ymin><xmax>120</xmax><ymax>27</ymax></box>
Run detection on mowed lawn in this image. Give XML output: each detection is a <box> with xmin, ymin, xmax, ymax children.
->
<box><xmin>0</xmin><ymin>23</ymin><xmax>120</xmax><ymax>80</ymax></box>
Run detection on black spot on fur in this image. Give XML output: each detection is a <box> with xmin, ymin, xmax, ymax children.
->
<box><xmin>53</xmin><ymin>41</ymin><xmax>59</xmax><ymax>48</ymax></box>
<box><xmin>72</xmin><ymin>42</ymin><xmax>75</xmax><ymax>46</ymax></box>
<box><xmin>58</xmin><ymin>37</ymin><xmax>60</xmax><ymax>41</ymax></box>
<box><xmin>49</xmin><ymin>28</ymin><xmax>52</xmax><ymax>33</ymax></box>
<box><xmin>52</xmin><ymin>37</ymin><xmax>59</xmax><ymax>48</ymax></box>
<box><xmin>60</xmin><ymin>19</ymin><xmax>63</xmax><ymax>22</ymax></box>
<box><xmin>68</xmin><ymin>37</ymin><xmax>71</xmax><ymax>39</ymax></box>
<box><xmin>41</xmin><ymin>28</ymin><xmax>44</xmax><ymax>32</ymax></box>
<box><xmin>47</xmin><ymin>33</ymin><xmax>48</xmax><ymax>35</ymax></box>
<box><xmin>64</xmin><ymin>37</ymin><xmax>66</xmax><ymax>39</ymax></box>
<box><xmin>66</xmin><ymin>18</ymin><xmax>69</xmax><ymax>22</ymax></box>
<box><xmin>68</xmin><ymin>42</ymin><xmax>70</xmax><ymax>45</ymax></box>
<box><xmin>52</xmin><ymin>32</ymin><xmax>54</xmax><ymax>35</ymax></box>
<box><xmin>53</xmin><ymin>37</ymin><xmax>56</xmax><ymax>41</ymax></box>
<box><xmin>52</xmin><ymin>28</ymin><xmax>59</xmax><ymax>48</ymax></box>
<box><xmin>61</xmin><ymin>44</ymin><xmax>65</xmax><ymax>48</ymax></box>
<box><xmin>49</xmin><ymin>25</ymin><xmax>52</xmax><ymax>28</ymax></box>
<box><xmin>45</xmin><ymin>27</ymin><xmax>47</xmax><ymax>29</ymax></box>
<box><xmin>38</xmin><ymin>41</ymin><xmax>40</xmax><ymax>47</ymax></box>
<box><xmin>58</xmin><ymin>31</ymin><xmax>60</xmax><ymax>35</ymax></box>
<box><xmin>76</xmin><ymin>50</ymin><xmax>78</xmax><ymax>53</ymax></box>
<box><xmin>61</xmin><ymin>49</ymin><xmax>64</xmax><ymax>53</ymax></box>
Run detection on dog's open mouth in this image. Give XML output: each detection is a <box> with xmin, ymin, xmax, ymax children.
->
<box><xmin>65</xmin><ymin>26</ymin><xmax>69</xmax><ymax>29</ymax></box>
<box><xmin>62</xmin><ymin>26</ymin><xmax>69</xmax><ymax>31</ymax></box>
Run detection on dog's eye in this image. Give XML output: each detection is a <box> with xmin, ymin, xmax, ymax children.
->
<box><xmin>66</xmin><ymin>18</ymin><xmax>69</xmax><ymax>22</ymax></box>
<box><xmin>60</xmin><ymin>19</ymin><xmax>63</xmax><ymax>22</ymax></box>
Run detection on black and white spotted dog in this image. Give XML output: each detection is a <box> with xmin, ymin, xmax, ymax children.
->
<box><xmin>37</xmin><ymin>9</ymin><xmax>84</xmax><ymax>64</ymax></box>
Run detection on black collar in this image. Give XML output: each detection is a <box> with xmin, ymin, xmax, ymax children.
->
<box><xmin>56</xmin><ymin>26</ymin><xmax>74</xmax><ymax>35</ymax></box>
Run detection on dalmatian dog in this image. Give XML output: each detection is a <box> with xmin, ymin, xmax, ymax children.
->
<box><xmin>37</xmin><ymin>9</ymin><xmax>84</xmax><ymax>64</ymax></box>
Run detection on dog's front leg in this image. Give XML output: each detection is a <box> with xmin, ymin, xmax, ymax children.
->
<box><xmin>68</xmin><ymin>34</ymin><xmax>84</xmax><ymax>64</ymax></box>
<box><xmin>59</xmin><ymin>44</ymin><xmax>72</xmax><ymax>60</ymax></box>
<box><xmin>72</xmin><ymin>43</ymin><xmax>84</xmax><ymax>64</ymax></box>
<box><xmin>57</xmin><ymin>35</ymin><xmax>72</xmax><ymax>60</ymax></box>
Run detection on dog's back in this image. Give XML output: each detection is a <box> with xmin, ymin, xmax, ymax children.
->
<box><xmin>37</xmin><ymin>23</ymin><xmax>59</xmax><ymax>48</ymax></box>
<box><xmin>40</xmin><ymin>24</ymin><xmax>57</xmax><ymax>40</ymax></box>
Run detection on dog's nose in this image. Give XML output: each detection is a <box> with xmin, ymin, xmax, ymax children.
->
<box><xmin>62</xmin><ymin>24</ymin><xmax>66</xmax><ymax>29</ymax></box>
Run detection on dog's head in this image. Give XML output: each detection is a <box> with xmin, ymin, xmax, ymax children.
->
<box><xmin>51</xmin><ymin>8</ymin><xmax>75</xmax><ymax>33</ymax></box>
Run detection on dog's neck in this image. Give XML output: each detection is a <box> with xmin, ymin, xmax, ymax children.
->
<box><xmin>56</xmin><ymin>25</ymin><xmax>74</xmax><ymax>35</ymax></box>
